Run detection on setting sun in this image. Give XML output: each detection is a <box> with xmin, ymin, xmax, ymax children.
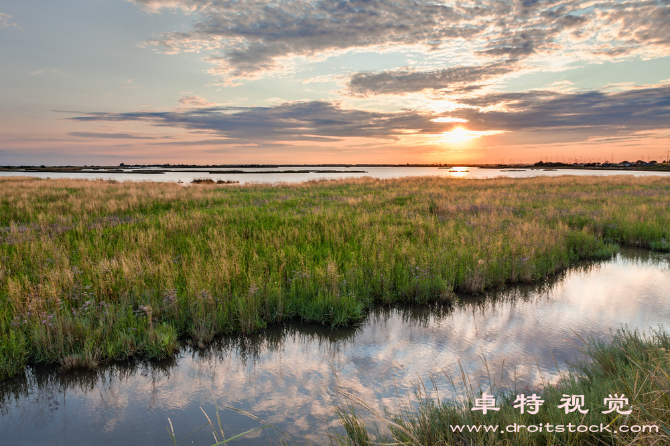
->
<box><xmin>439</xmin><ymin>127</ymin><xmax>505</xmax><ymax>144</ymax></box>
<box><xmin>442</xmin><ymin>127</ymin><xmax>476</xmax><ymax>143</ymax></box>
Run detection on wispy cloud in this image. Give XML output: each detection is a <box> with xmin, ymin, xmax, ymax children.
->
<box><xmin>68</xmin><ymin>132</ymin><xmax>157</xmax><ymax>139</ymax></box>
<box><xmin>30</xmin><ymin>68</ymin><xmax>66</xmax><ymax>76</ymax></box>
<box><xmin>177</xmin><ymin>94</ymin><xmax>216</xmax><ymax>107</ymax></box>
<box><xmin>121</xmin><ymin>79</ymin><xmax>140</xmax><ymax>90</ymax></box>
<box><xmin>0</xmin><ymin>12</ymin><xmax>21</xmax><ymax>30</ymax></box>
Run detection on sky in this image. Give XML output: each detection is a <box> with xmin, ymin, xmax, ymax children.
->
<box><xmin>1</xmin><ymin>0</ymin><xmax>669</xmax><ymax>165</ymax></box>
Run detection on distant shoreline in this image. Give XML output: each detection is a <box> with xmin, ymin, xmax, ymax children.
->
<box><xmin>2</xmin><ymin>163</ymin><xmax>670</xmax><ymax>173</ymax></box>
<box><xmin>0</xmin><ymin>168</ymin><xmax>368</xmax><ymax>175</ymax></box>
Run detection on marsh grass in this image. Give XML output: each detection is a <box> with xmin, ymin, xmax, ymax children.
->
<box><xmin>1</xmin><ymin>175</ymin><xmax>669</xmax><ymax>379</ymax></box>
<box><xmin>330</xmin><ymin>327</ymin><xmax>670</xmax><ymax>445</ymax></box>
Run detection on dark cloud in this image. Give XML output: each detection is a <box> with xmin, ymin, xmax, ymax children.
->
<box><xmin>69</xmin><ymin>101</ymin><xmax>442</xmax><ymax>143</ymax></box>
<box><xmin>456</xmin><ymin>85</ymin><xmax>670</xmax><ymax>133</ymax></box>
<box><xmin>347</xmin><ymin>61</ymin><xmax>517</xmax><ymax>96</ymax></box>
<box><xmin>69</xmin><ymin>84</ymin><xmax>670</xmax><ymax>146</ymax></box>
<box><xmin>476</xmin><ymin>28</ymin><xmax>560</xmax><ymax>57</ymax></box>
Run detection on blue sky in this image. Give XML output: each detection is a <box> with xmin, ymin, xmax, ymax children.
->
<box><xmin>1</xmin><ymin>0</ymin><xmax>669</xmax><ymax>165</ymax></box>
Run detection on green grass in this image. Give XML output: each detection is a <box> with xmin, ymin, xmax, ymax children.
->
<box><xmin>1</xmin><ymin>175</ymin><xmax>670</xmax><ymax>380</ymax></box>
<box><xmin>332</xmin><ymin>327</ymin><xmax>670</xmax><ymax>445</ymax></box>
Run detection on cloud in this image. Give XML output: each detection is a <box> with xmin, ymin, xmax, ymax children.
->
<box><xmin>347</xmin><ymin>61</ymin><xmax>517</xmax><ymax>96</ymax></box>
<box><xmin>177</xmin><ymin>94</ymin><xmax>216</xmax><ymax>107</ymax></box>
<box><xmin>433</xmin><ymin>117</ymin><xmax>468</xmax><ymax>123</ymax></box>
<box><xmin>67</xmin><ymin>84</ymin><xmax>670</xmax><ymax>148</ymax></box>
<box><xmin>595</xmin><ymin>1</ymin><xmax>670</xmax><ymax>49</ymax></box>
<box><xmin>129</xmin><ymin>0</ymin><xmax>480</xmax><ymax>77</ymax></box>
<box><xmin>128</xmin><ymin>0</ymin><xmax>207</xmax><ymax>13</ymax></box>
<box><xmin>121</xmin><ymin>79</ymin><xmax>140</xmax><ymax>90</ymax></box>
<box><xmin>69</xmin><ymin>101</ymin><xmax>441</xmax><ymax>143</ymax></box>
<box><xmin>479</xmin><ymin>30</ymin><xmax>564</xmax><ymax>59</ymax></box>
<box><xmin>0</xmin><ymin>12</ymin><xmax>21</xmax><ymax>30</ymax></box>
<box><xmin>453</xmin><ymin>84</ymin><xmax>670</xmax><ymax>137</ymax></box>
<box><xmin>127</xmin><ymin>0</ymin><xmax>670</xmax><ymax>82</ymax></box>
<box><xmin>68</xmin><ymin>132</ymin><xmax>156</xmax><ymax>139</ymax></box>
<box><xmin>30</xmin><ymin>68</ymin><xmax>67</xmax><ymax>77</ymax></box>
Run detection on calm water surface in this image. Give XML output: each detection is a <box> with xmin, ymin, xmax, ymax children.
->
<box><xmin>1</xmin><ymin>249</ymin><xmax>669</xmax><ymax>445</ymax></box>
<box><xmin>2</xmin><ymin>166</ymin><xmax>670</xmax><ymax>184</ymax></box>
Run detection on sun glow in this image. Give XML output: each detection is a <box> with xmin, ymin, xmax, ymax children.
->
<box><xmin>443</xmin><ymin>127</ymin><xmax>476</xmax><ymax>143</ymax></box>
<box><xmin>439</xmin><ymin>127</ymin><xmax>506</xmax><ymax>144</ymax></box>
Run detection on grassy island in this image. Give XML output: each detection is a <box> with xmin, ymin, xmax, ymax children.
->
<box><xmin>1</xmin><ymin>175</ymin><xmax>670</xmax><ymax>380</ymax></box>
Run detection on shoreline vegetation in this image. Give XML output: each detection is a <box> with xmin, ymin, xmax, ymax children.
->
<box><xmin>191</xmin><ymin>178</ymin><xmax>240</xmax><ymax>185</ymax></box>
<box><xmin>333</xmin><ymin>327</ymin><xmax>670</xmax><ymax>446</ymax></box>
<box><xmin>1</xmin><ymin>175</ymin><xmax>670</xmax><ymax>381</ymax></box>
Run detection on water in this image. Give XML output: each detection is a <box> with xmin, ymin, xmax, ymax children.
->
<box><xmin>2</xmin><ymin>166</ymin><xmax>669</xmax><ymax>185</ymax></box>
<box><xmin>1</xmin><ymin>248</ymin><xmax>669</xmax><ymax>445</ymax></box>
